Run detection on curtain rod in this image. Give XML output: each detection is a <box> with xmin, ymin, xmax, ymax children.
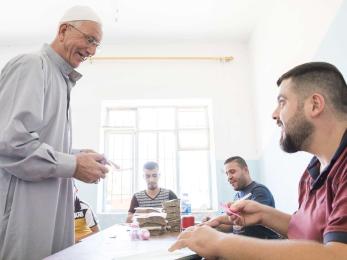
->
<box><xmin>89</xmin><ymin>56</ymin><xmax>233</xmax><ymax>62</ymax></box>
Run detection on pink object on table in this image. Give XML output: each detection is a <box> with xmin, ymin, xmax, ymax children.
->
<box><xmin>130</xmin><ymin>222</ymin><xmax>139</xmax><ymax>228</ymax></box>
<box><xmin>129</xmin><ymin>228</ymin><xmax>150</xmax><ymax>240</ymax></box>
<box><xmin>138</xmin><ymin>229</ymin><xmax>150</xmax><ymax>240</ymax></box>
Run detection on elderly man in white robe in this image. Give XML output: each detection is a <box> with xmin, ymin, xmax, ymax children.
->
<box><xmin>0</xmin><ymin>6</ymin><xmax>109</xmax><ymax>260</ymax></box>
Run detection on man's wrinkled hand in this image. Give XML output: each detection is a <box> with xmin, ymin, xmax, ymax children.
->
<box><xmin>74</xmin><ymin>153</ymin><xmax>109</xmax><ymax>183</ymax></box>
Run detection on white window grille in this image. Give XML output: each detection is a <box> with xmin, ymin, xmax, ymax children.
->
<box><xmin>100</xmin><ymin>100</ymin><xmax>214</xmax><ymax>212</ymax></box>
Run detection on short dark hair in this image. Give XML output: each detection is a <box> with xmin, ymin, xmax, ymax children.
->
<box><xmin>143</xmin><ymin>161</ymin><xmax>159</xmax><ymax>170</ymax></box>
<box><xmin>224</xmin><ymin>156</ymin><xmax>248</xmax><ymax>169</ymax></box>
<box><xmin>277</xmin><ymin>62</ymin><xmax>347</xmax><ymax>114</ymax></box>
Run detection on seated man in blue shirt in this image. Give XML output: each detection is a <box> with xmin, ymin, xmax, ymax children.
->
<box><xmin>205</xmin><ymin>156</ymin><xmax>280</xmax><ymax>239</ymax></box>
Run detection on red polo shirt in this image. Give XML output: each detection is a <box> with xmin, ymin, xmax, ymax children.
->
<box><xmin>288</xmin><ymin>130</ymin><xmax>347</xmax><ymax>244</ymax></box>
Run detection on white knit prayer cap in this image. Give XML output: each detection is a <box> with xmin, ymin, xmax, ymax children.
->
<box><xmin>59</xmin><ymin>5</ymin><xmax>102</xmax><ymax>25</ymax></box>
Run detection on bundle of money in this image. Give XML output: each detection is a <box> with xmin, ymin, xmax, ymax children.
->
<box><xmin>162</xmin><ymin>199</ymin><xmax>181</xmax><ymax>232</ymax></box>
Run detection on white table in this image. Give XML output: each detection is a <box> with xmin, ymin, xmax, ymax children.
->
<box><xmin>44</xmin><ymin>224</ymin><xmax>200</xmax><ymax>260</ymax></box>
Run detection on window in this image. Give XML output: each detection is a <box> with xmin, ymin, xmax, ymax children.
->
<box><xmin>100</xmin><ymin>100</ymin><xmax>214</xmax><ymax>212</ymax></box>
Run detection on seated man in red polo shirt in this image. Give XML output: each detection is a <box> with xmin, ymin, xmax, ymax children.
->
<box><xmin>169</xmin><ymin>62</ymin><xmax>347</xmax><ymax>259</ymax></box>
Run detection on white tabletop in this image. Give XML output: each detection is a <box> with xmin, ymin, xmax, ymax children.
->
<box><xmin>44</xmin><ymin>224</ymin><xmax>199</xmax><ymax>260</ymax></box>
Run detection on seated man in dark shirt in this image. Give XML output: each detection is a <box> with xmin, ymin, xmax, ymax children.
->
<box><xmin>126</xmin><ymin>161</ymin><xmax>177</xmax><ymax>223</ymax></box>
<box><xmin>205</xmin><ymin>156</ymin><xmax>280</xmax><ymax>239</ymax></box>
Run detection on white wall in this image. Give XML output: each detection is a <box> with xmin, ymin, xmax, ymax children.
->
<box><xmin>70</xmin><ymin>41</ymin><xmax>255</xmax><ymax>226</ymax></box>
<box><xmin>73</xmin><ymin>42</ymin><xmax>257</xmax><ymax>158</ymax></box>
<box><xmin>3</xmin><ymin>0</ymin><xmax>343</xmax><ymax>227</ymax></box>
<box><xmin>0</xmin><ymin>45</ymin><xmax>38</xmax><ymax>68</ymax></box>
<box><xmin>249</xmin><ymin>0</ymin><xmax>343</xmax><ymax>213</ymax></box>
<box><xmin>0</xmin><ymin>40</ymin><xmax>255</xmax><ymax>228</ymax></box>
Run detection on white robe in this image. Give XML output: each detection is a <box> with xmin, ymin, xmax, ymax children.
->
<box><xmin>0</xmin><ymin>44</ymin><xmax>81</xmax><ymax>260</ymax></box>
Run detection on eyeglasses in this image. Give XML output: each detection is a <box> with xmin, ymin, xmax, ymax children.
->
<box><xmin>68</xmin><ymin>24</ymin><xmax>100</xmax><ymax>48</ymax></box>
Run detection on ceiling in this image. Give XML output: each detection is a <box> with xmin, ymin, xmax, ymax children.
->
<box><xmin>0</xmin><ymin>0</ymin><xmax>275</xmax><ymax>45</ymax></box>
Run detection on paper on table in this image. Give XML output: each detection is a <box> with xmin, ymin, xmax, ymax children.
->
<box><xmin>113</xmin><ymin>248</ymin><xmax>198</xmax><ymax>260</ymax></box>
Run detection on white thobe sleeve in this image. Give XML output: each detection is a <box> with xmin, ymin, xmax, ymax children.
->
<box><xmin>0</xmin><ymin>54</ymin><xmax>76</xmax><ymax>181</ymax></box>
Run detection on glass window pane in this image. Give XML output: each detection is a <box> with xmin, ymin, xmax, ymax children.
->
<box><xmin>178</xmin><ymin>151</ymin><xmax>211</xmax><ymax>210</ymax></box>
<box><xmin>178</xmin><ymin>107</ymin><xmax>207</xmax><ymax>129</ymax></box>
<box><xmin>138</xmin><ymin>108</ymin><xmax>156</xmax><ymax>130</ymax></box>
<box><xmin>107</xmin><ymin>109</ymin><xmax>136</xmax><ymax>127</ymax></box>
<box><xmin>103</xmin><ymin>132</ymin><xmax>134</xmax><ymax>211</ymax></box>
<box><xmin>178</xmin><ymin>130</ymin><xmax>209</xmax><ymax>149</ymax></box>
<box><xmin>157</xmin><ymin>108</ymin><xmax>175</xmax><ymax>129</ymax></box>
<box><xmin>102</xmin><ymin>103</ymin><xmax>213</xmax><ymax>212</ymax></box>
<box><xmin>138</xmin><ymin>108</ymin><xmax>175</xmax><ymax>130</ymax></box>
<box><xmin>105</xmin><ymin>132</ymin><xmax>133</xmax><ymax>163</ymax></box>
<box><xmin>104</xmin><ymin>171</ymin><xmax>133</xmax><ymax>211</ymax></box>
<box><xmin>158</xmin><ymin>132</ymin><xmax>177</xmax><ymax>191</ymax></box>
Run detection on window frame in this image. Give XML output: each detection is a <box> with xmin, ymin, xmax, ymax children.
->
<box><xmin>98</xmin><ymin>99</ymin><xmax>216</xmax><ymax>213</ymax></box>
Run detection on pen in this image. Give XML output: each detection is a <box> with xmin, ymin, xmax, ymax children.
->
<box><xmin>219</xmin><ymin>193</ymin><xmax>252</xmax><ymax>217</ymax></box>
<box><xmin>220</xmin><ymin>193</ymin><xmax>252</xmax><ymax>217</ymax></box>
<box><xmin>238</xmin><ymin>193</ymin><xmax>252</xmax><ymax>201</ymax></box>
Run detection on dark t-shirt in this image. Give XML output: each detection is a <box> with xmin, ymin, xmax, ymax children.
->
<box><xmin>234</xmin><ymin>181</ymin><xmax>281</xmax><ymax>239</ymax></box>
<box><xmin>128</xmin><ymin>188</ymin><xmax>178</xmax><ymax>213</ymax></box>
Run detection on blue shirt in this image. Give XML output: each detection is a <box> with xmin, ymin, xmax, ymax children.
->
<box><xmin>234</xmin><ymin>181</ymin><xmax>280</xmax><ymax>239</ymax></box>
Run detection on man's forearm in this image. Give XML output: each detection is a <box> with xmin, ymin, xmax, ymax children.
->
<box><xmin>126</xmin><ymin>213</ymin><xmax>134</xmax><ymax>223</ymax></box>
<box><xmin>216</xmin><ymin>224</ymin><xmax>232</xmax><ymax>233</ymax></box>
<box><xmin>261</xmin><ymin>205</ymin><xmax>291</xmax><ymax>237</ymax></box>
<box><xmin>217</xmin><ymin>235</ymin><xmax>346</xmax><ymax>260</ymax></box>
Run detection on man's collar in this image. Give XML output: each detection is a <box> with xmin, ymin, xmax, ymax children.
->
<box><xmin>243</xmin><ymin>181</ymin><xmax>255</xmax><ymax>190</ymax></box>
<box><xmin>308</xmin><ymin>129</ymin><xmax>347</xmax><ymax>189</ymax></box>
<box><xmin>42</xmin><ymin>44</ymin><xmax>82</xmax><ymax>83</ymax></box>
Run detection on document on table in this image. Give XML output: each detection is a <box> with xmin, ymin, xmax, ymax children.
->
<box><xmin>112</xmin><ymin>248</ymin><xmax>199</xmax><ymax>260</ymax></box>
